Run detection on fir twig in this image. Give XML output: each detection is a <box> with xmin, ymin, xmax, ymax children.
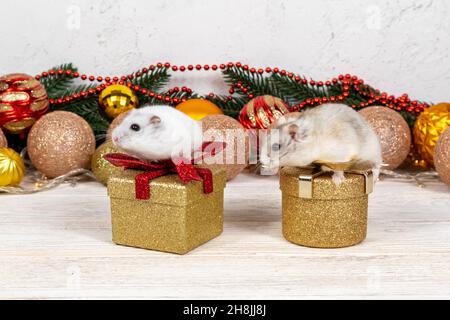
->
<box><xmin>269</xmin><ymin>74</ymin><xmax>324</xmax><ymax>105</ymax></box>
<box><xmin>223</xmin><ymin>66</ymin><xmax>282</xmax><ymax>98</ymax></box>
<box><xmin>39</xmin><ymin>63</ymin><xmax>78</xmax><ymax>99</ymax></box>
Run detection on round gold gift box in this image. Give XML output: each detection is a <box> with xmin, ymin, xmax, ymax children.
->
<box><xmin>280</xmin><ymin>167</ymin><xmax>372</xmax><ymax>248</ymax></box>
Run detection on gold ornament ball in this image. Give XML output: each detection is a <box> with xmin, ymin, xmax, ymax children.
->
<box><xmin>0</xmin><ymin>129</ymin><xmax>7</xmax><ymax>147</ymax></box>
<box><xmin>99</xmin><ymin>85</ymin><xmax>138</xmax><ymax>119</ymax></box>
<box><xmin>434</xmin><ymin>127</ymin><xmax>450</xmax><ymax>187</ymax></box>
<box><xmin>413</xmin><ymin>103</ymin><xmax>450</xmax><ymax>167</ymax></box>
<box><xmin>0</xmin><ymin>147</ymin><xmax>26</xmax><ymax>187</ymax></box>
<box><xmin>106</xmin><ymin>110</ymin><xmax>131</xmax><ymax>140</ymax></box>
<box><xmin>27</xmin><ymin>111</ymin><xmax>96</xmax><ymax>178</ymax></box>
<box><xmin>201</xmin><ymin>115</ymin><xmax>249</xmax><ymax>181</ymax></box>
<box><xmin>176</xmin><ymin>99</ymin><xmax>223</xmax><ymax>121</ymax></box>
<box><xmin>91</xmin><ymin>141</ymin><xmax>124</xmax><ymax>185</ymax></box>
<box><xmin>359</xmin><ymin>106</ymin><xmax>411</xmax><ymax>170</ymax></box>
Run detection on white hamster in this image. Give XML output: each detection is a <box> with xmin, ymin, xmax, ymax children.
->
<box><xmin>259</xmin><ymin>103</ymin><xmax>382</xmax><ymax>185</ymax></box>
<box><xmin>111</xmin><ymin>105</ymin><xmax>203</xmax><ymax>161</ymax></box>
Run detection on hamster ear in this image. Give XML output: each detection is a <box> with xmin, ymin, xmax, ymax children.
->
<box><xmin>149</xmin><ymin>116</ymin><xmax>161</xmax><ymax>125</ymax></box>
<box><xmin>288</xmin><ymin>124</ymin><xmax>299</xmax><ymax>140</ymax></box>
<box><xmin>288</xmin><ymin>124</ymin><xmax>308</xmax><ymax>142</ymax></box>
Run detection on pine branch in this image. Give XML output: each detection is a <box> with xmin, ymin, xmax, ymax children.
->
<box><xmin>144</xmin><ymin>90</ymin><xmax>193</xmax><ymax>106</ymax></box>
<box><xmin>269</xmin><ymin>74</ymin><xmax>325</xmax><ymax>105</ymax></box>
<box><xmin>131</xmin><ymin>66</ymin><xmax>170</xmax><ymax>92</ymax></box>
<box><xmin>39</xmin><ymin>63</ymin><xmax>78</xmax><ymax>99</ymax></box>
<box><xmin>223</xmin><ymin>66</ymin><xmax>283</xmax><ymax>98</ymax></box>
<box><xmin>57</xmin><ymin>83</ymin><xmax>99</xmax><ymax>98</ymax></box>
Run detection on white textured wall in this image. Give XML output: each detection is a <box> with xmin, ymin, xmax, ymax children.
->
<box><xmin>1</xmin><ymin>0</ymin><xmax>449</xmax><ymax>102</ymax></box>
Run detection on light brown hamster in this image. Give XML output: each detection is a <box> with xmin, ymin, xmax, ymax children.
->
<box><xmin>260</xmin><ymin>103</ymin><xmax>382</xmax><ymax>185</ymax></box>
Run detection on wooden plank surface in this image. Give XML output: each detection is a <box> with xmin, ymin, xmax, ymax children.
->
<box><xmin>1</xmin><ymin>173</ymin><xmax>449</xmax><ymax>299</ymax></box>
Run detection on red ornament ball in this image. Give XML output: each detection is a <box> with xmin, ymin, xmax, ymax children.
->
<box><xmin>0</xmin><ymin>73</ymin><xmax>49</xmax><ymax>134</ymax></box>
<box><xmin>239</xmin><ymin>95</ymin><xmax>291</xmax><ymax>129</ymax></box>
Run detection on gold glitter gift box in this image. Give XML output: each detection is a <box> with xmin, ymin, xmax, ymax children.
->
<box><xmin>280</xmin><ymin>166</ymin><xmax>374</xmax><ymax>248</ymax></box>
<box><xmin>107</xmin><ymin>168</ymin><xmax>226</xmax><ymax>254</ymax></box>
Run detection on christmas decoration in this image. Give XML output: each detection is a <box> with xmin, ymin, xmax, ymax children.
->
<box><xmin>280</xmin><ymin>166</ymin><xmax>373</xmax><ymax>248</ymax></box>
<box><xmin>105</xmin><ymin>153</ymin><xmax>226</xmax><ymax>254</ymax></box>
<box><xmin>33</xmin><ymin>62</ymin><xmax>429</xmax><ymax>142</ymax></box>
<box><xmin>201</xmin><ymin>115</ymin><xmax>249</xmax><ymax>181</ymax></box>
<box><xmin>176</xmin><ymin>98</ymin><xmax>223</xmax><ymax>121</ymax></box>
<box><xmin>359</xmin><ymin>106</ymin><xmax>411</xmax><ymax>170</ymax></box>
<box><xmin>0</xmin><ymin>168</ymin><xmax>94</xmax><ymax>195</ymax></box>
<box><xmin>27</xmin><ymin>111</ymin><xmax>96</xmax><ymax>178</ymax></box>
<box><xmin>99</xmin><ymin>84</ymin><xmax>138</xmax><ymax>119</ymax></box>
<box><xmin>0</xmin><ymin>73</ymin><xmax>49</xmax><ymax>134</ymax></box>
<box><xmin>91</xmin><ymin>141</ymin><xmax>123</xmax><ymax>185</ymax></box>
<box><xmin>239</xmin><ymin>95</ymin><xmax>290</xmax><ymax>129</ymax></box>
<box><xmin>106</xmin><ymin>110</ymin><xmax>131</xmax><ymax>140</ymax></box>
<box><xmin>0</xmin><ymin>130</ymin><xmax>7</xmax><ymax>147</ymax></box>
<box><xmin>401</xmin><ymin>146</ymin><xmax>429</xmax><ymax>169</ymax></box>
<box><xmin>0</xmin><ymin>147</ymin><xmax>26</xmax><ymax>187</ymax></box>
<box><xmin>434</xmin><ymin>127</ymin><xmax>450</xmax><ymax>186</ymax></box>
<box><xmin>37</xmin><ymin>63</ymin><xmax>183</xmax><ymax>139</ymax></box>
<box><xmin>413</xmin><ymin>103</ymin><xmax>450</xmax><ymax>166</ymax></box>
<box><xmin>214</xmin><ymin>63</ymin><xmax>428</xmax><ymax>124</ymax></box>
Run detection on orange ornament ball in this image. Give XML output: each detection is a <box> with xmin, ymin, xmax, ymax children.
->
<box><xmin>176</xmin><ymin>99</ymin><xmax>223</xmax><ymax>121</ymax></box>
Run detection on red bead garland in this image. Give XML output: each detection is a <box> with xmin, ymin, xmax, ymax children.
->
<box><xmin>36</xmin><ymin>62</ymin><xmax>429</xmax><ymax>114</ymax></box>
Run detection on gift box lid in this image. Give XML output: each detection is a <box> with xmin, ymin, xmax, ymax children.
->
<box><xmin>107</xmin><ymin>167</ymin><xmax>226</xmax><ymax>206</ymax></box>
<box><xmin>280</xmin><ymin>166</ymin><xmax>373</xmax><ymax>200</ymax></box>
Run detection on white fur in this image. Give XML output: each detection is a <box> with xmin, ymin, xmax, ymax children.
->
<box><xmin>111</xmin><ymin>105</ymin><xmax>203</xmax><ymax>161</ymax></box>
<box><xmin>260</xmin><ymin>104</ymin><xmax>383</xmax><ymax>185</ymax></box>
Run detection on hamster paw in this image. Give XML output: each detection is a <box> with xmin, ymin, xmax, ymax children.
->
<box><xmin>332</xmin><ymin>171</ymin><xmax>346</xmax><ymax>186</ymax></box>
<box><xmin>372</xmin><ymin>168</ymin><xmax>380</xmax><ymax>184</ymax></box>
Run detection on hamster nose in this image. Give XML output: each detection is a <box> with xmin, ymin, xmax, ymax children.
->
<box><xmin>113</xmin><ymin>136</ymin><xmax>120</xmax><ymax>143</ymax></box>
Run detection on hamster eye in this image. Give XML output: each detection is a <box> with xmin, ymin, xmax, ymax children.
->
<box><xmin>130</xmin><ymin>124</ymin><xmax>141</xmax><ymax>132</ymax></box>
<box><xmin>271</xmin><ymin>143</ymin><xmax>281</xmax><ymax>152</ymax></box>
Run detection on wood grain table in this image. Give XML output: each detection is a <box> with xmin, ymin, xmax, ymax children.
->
<box><xmin>1</xmin><ymin>173</ymin><xmax>449</xmax><ymax>299</ymax></box>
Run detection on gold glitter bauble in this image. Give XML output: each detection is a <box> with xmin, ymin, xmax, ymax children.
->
<box><xmin>27</xmin><ymin>111</ymin><xmax>96</xmax><ymax>178</ymax></box>
<box><xmin>176</xmin><ymin>99</ymin><xmax>223</xmax><ymax>121</ymax></box>
<box><xmin>0</xmin><ymin>129</ymin><xmax>7</xmax><ymax>147</ymax></box>
<box><xmin>99</xmin><ymin>85</ymin><xmax>138</xmax><ymax>119</ymax></box>
<box><xmin>201</xmin><ymin>115</ymin><xmax>249</xmax><ymax>181</ymax></box>
<box><xmin>359</xmin><ymin>106</ymin><xmax>411</xmax><ymax>170</ymax></box>
<box><xmin>0</xmin><ymin>147</ymin><xmax>25</xmax><ymax>186</ymax></box>
<box><xmin>434</xmin><ymin>127</ymin><xmax>450</xmax><ymax>187</ymax></box>
<box><xmin>91</xmin><ymin>141</ymin><xmax>124</xmax><ymax>185</ymax></box>
<box><xmin>413</xmin><ymin>103</ymin><xmax>450</xmax><ymax>167</ymax></box>
<box><xmin>106</xmin><ymin>110</ymin><xmax>131</xmax><ymax>140</ymax></box>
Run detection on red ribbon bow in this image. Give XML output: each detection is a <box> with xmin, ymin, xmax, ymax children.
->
<box><xmin>104</xmin><ymin>141</ymin><xmax>226</xmax><ymax>200</ymax></box>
